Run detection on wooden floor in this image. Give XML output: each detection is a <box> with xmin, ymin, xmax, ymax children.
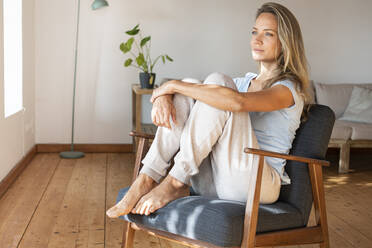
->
<box><xmin>0</xmin><ymin>151</ymin><xmax>371</xmax><ymax>248</ymax></box>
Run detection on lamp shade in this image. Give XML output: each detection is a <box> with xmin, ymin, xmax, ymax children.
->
<box><xmin>91</xmin><ymin>0</ymin><xmax>109</xmax><ymax>10</ymax></box>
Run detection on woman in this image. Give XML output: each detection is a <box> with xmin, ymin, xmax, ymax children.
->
<box><xmin>107</xmin><ymin>2</ymin><xmax>312</xmax><ymax>217</ymax></box>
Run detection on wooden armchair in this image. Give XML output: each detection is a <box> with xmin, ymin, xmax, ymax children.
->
<box><xmin>117</xmin><ymin>104</ymin><xmax>335</xmax><ymax>248</ymax></box>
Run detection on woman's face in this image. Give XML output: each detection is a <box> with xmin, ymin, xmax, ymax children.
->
<box><xmin>250</xmin><ymin>13</ymin><xmax>281</xmax><ymax>63</ymax></box>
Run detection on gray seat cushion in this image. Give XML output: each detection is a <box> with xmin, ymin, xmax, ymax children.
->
<box><xmin>117</xmin><ymin>187</ymin><xmax>304</xmax><ymax>247</ymax></box>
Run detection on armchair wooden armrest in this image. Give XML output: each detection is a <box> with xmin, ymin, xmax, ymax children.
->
<box><xmin>241</xmin><ymin>147</ymin><xmax>330</xmax><ymax>247</ymax></box>
<box><xmin>129</xmin><ymin>130</ymin><xmax>155</xmax><ymax>140</ymax></box>
<box><xmin>244</xmin><ymin>148</ymin><xmax>330</xmax><ymax>166</ymax></box>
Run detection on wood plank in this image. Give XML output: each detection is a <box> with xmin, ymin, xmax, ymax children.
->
<box><xmin>105</xmin><ymin>153</ymin><xmax>135</xmax><ymax>248</ymax></box>
<box><xmin>325</xmin><ymin>177</ymin><xmax>372</xmax><ymax>220</ymax></box>
<box><xmin>0</xmin><ymin>154</ymin><xmax>43</xmax><ymax>227</ymax></box>
<box><xmin>324</xmin><ymin>176</ymin><xmax>372</xmax><ymax>241</ymax></box>
<box><xmin>47</xmin><ymin>153</ymin><xmax>107</xmax><ymax>248</ymax></box>
<box><xmin>327</xmin><ymin>212</ymin><xmax>370</xmax><ymax>248</ymax></box>
<box><xmin>18</xmin><ymin>158</ymin><xmax>77</xmax><ymax>247</ymax></box>
<box><xmin>75</xmin><ymin>153</ymin><xmax>107</xmax><ymax>248</ymax></box>
<box><xmin>0</xmin><ymin>153</ymin><xmax>60</xmax><ymax>248</ymax></box>
<box><xmin>328</xmin><ymin>226</ymin><xmax>355</xmax><ymax>248</ymax></box>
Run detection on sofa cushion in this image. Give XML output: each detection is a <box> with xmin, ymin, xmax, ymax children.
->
<box><xmin>331</xmin><ymin>120</ymin><xmax>372</xmax><ymax>140</ymax></box>
<box><xmin>313</xmin><ymin>82</ymin><xmax>372</xmax><ymax>118</ymax></box>
<box><xmin>331</xmin><ymin>120</ymin><xmax>353</xmax><ymax>140</ymax></box>
<box><xmin>117</xmin><ymin>187</ymin><xmax>304</xmax><ymax>247</ymax></box>
<box><xmin>339</xmin><ymin>86</ymin><xmax>372</xmax><ymax>124</ymax></box>
<box><xmin>347</xmin><ymin>121</ymin><xmax>372</xmax><ymax>140</ymax></box>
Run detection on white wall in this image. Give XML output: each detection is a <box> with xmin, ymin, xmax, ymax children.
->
<box><xmin>35</xmin><ymin>0</ymin><xmax>372</xmax><ymax>144</ymax></box>
<box><xmin>0</xmin><ymin>0</ymin><xmax>35</xmax><ymax>182</ymax></box>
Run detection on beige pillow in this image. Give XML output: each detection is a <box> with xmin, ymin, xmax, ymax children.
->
<box><xmin>339</xmin><ymin>86</ymin><xmax>372</xmax><ymax>124</ymax></box>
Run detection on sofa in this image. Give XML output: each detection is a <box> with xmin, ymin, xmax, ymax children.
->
<box><xmin>313</xmin><ymin>82</ymin><xmax>372</xmax><ymax>173</ymax></box>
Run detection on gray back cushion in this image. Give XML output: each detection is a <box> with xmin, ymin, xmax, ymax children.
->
<box><xmin>279</xmin><ymin>104</ymin><xmax>335</xmax><ymax>226</ymax></box>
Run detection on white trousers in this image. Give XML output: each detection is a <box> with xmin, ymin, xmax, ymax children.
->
<box><xmin>140</xmin><ymin>73</ymin><xmax>281</xmax><ymax>204</ymax></box>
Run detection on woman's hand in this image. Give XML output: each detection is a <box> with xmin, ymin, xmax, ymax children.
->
<box><xmin>151</xmin><ymin>95</ymin><xmax>177</xmax><ymax>129</ymax></box>
<box><xmin>151</xmin><ymin>81</ymin><xmax>176</xmax><ymax>103</ymax></box>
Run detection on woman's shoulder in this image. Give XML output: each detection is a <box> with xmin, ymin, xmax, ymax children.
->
<box><xmin>271</xmin><ymin>78</ymin><xmax>301</xmax><ymax>96</ymax></box>
<box><xmin>272</xmin><ymin>79</ymin><xmax>304</xmax><ymax>111</ymax></box>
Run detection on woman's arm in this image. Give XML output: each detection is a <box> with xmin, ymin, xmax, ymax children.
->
<box><xmin>151</xmin><ymin>80</ymin><xmax>295</xmax><ymax>112</ymax></box>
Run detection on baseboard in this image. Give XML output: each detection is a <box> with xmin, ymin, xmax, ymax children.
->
<box><xmin>0</xmin><ymin>145</ymin><xmax>37</xmax><ymax>200</ymax></box>
<box><xmin>36</xmin><ymin>143</ymin><xmax>133</xmax><ymax>153</ymax></box>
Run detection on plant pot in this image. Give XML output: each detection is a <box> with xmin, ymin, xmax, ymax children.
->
<box><xmin>139</xmin><ymin>72</ymin><xmax>156</xmax><ymax>89</ymax></box>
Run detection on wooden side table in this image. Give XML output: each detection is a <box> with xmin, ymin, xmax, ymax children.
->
<box><xmin>132</xmin><ymin>84</ymin><xmax>157</xmax><ymax>150</ymax></box>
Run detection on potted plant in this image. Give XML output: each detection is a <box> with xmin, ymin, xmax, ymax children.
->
<box><xmin>120</xmin><ymin>24</ymin><xmax>173</xmax><ymax>89</ymax></box>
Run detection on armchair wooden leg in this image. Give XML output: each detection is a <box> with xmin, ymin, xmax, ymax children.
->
<box><xmin>121</xmin><ymin>222</ymin><xmax>135</xmax><ymax>248</ymax></box>
<box><xmin>309</xmin><ymin>163</ymin><xmax>330</xmax><ymax>248</ymax></box>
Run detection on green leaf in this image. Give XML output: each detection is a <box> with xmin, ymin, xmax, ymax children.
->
<box><xmin>124</xmin><ymin>58</ymin><xmax>133</xmax><ymax>67</ymax></box>
<box><xmin>126</xmin><ymin>37</ymin><xmax>134</xmax><ymax>51</ymax></box>
<box><xmin>136</xmin><ymin>53</ymin><xmax>145</xmax><ymax>66</ymax></box>
<box><xmin>140</xmin><ymin>36</ymin><xmax>151</xmax><ymax>47</ymax></box>
<box><xmin>126</xmin><ymin>24</ymin><xmax>140</xmax><ymax>36</ymax></box>
<box><xmin>126</xmin><ymin>29</ymin><xmax>139</xmax><ymax>36</ymax></box>
<box><xmin>120</xmin><ymin>42</ymin><xmax>129</xmax><ymax>53</ymax></box>
<box><xmin>162</xmin><ymin>55</ymin><xmax>165</xmax><ymax>63</ymax></box>
<box><xmin>165</xmin><ymin>55</ymin><xmax>173</xmax><ymax>62</ymax></box>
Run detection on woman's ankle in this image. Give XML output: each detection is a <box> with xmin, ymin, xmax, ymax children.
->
<box><xmin>164</xmin><ymin>175</ymin><xmax>187</xmax><ymax>189</ymax></box>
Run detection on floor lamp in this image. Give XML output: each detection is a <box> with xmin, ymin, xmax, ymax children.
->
<box><xmin>60</xmin><ymin>0</ymin><xmax>109</xmax><ymax>159</ymax></box>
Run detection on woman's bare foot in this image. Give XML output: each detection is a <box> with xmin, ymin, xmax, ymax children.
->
<box><xmin>106</xmin><ymin>174</ymin><xmax>157</xmax><ymax>218</ymax></box>
<box><xmin>131</xmin><ymin>175</ymin><xmax>189</xmax><ymax>216</ymax></box>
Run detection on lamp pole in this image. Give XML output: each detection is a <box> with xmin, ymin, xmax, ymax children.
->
<box><xmin>60</xmin><ymin>0</ymin><xmax>108</xmax><ymax>159</ymax></box>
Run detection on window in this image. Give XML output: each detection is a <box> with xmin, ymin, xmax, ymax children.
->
<box><xmin>3</xmin><ymin>0</ymin><xmax>23</xmax><ymax>118</ymax></box>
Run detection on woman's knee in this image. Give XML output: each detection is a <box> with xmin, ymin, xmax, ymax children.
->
<box><xmin>204</xmin><ymin>72</ymin><xmax>236</xmax><ymax>89</ymax></box>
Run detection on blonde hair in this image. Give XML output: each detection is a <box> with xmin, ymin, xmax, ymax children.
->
<box><xmin>256</xmin><ymin>2</ymin><xmax>313</xmax><ymax>120</ymax></box>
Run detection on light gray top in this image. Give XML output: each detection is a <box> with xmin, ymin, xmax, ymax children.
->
<box><xmin>233</xmin><ymin>72</ymin><xmax>304</xmax><ymax>184</ymax></box>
